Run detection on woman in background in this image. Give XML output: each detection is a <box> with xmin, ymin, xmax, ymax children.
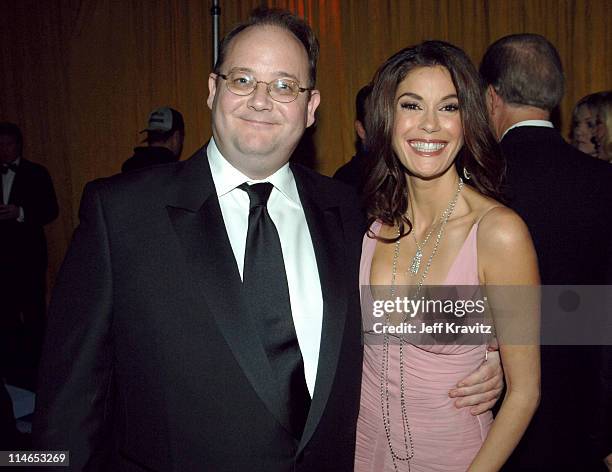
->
<box><xmin>571</xmin><ymin>93</ymin><xmax>600</xmax><ymax>157</ymax></box>
<box><xmin>354</xmin><ymin>41</ymin><xmax>540</xmax><ymax>472</ymax></box>
<box><xmin>593</xmin><ymin>92</ymin><xmax>612</xmax><ymax>162</ymax></box>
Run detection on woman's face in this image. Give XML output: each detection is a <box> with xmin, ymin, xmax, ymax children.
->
<box><xmin>594</xmin><ymin>114</ymin><xmax>607</xmax><ymax>159</ymax></box>
<box><xmin>572</xmin><ymin>104</ymin><xmax>598</xmax><ymax>156</ymax></box>
<box><xmin>392</xmin><ymin>66</ymin><xmax>463</xmax><ymax>179</ymax></box>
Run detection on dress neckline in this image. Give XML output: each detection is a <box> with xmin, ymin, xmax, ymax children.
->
<box><xmin>367</xmin><ymin>220</ymin><xmax>479</xmax><ymax>287</ymax></box>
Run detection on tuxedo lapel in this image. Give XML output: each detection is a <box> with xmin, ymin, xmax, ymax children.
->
<box><xmin>291</xmin><ymin>165</ymin><xmax>348</xmax><ymax>452</ymax></box>
<box><xmin>166</xmin><ymin>148</ymin><xmax>293</xmax><ymax>434</ymax></box>
<box><xmin>6</xmin><ymin>160</ymin><xmax>25</xmax><ymax>205</ymax></box>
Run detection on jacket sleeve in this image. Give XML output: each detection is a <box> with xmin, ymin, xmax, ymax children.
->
<box><xmin>19</xmin><ymin>164</ymin><xmax>59</xmax><ymax>226</ymax></box>
<box><xmin>32</xmin><ymin>180</ymin><xmax>114</xmax><ymax>471</ymax></box>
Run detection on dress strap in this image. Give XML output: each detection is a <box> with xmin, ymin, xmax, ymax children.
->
<box><xmin>475</xmin><ymin>206</ymin><xmax>504</xmax><ymax>226</ymax></box>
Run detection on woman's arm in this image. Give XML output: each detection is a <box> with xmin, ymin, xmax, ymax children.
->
<box><xmin>468</xmin><ymin>207</ymin><xmax>541</xmax><ymax>472</ymax></box>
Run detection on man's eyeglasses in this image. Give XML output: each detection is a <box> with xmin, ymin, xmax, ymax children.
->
<box><xmin>217</xmin><ymin>71</ymin><xmax>313</xmax><ymax>103</ymax></box>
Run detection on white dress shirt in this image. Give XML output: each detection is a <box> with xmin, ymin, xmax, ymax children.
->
<box><xmin>1</xmin><ymin>157</ymin><xmax>24</xmax><ymax>221</ymax></box>
<box><xmin>207</xmin><ymin>138</ymin><xmax>323</xmax><ymax>397</ymax></box>
<box><xmin>1</xmin><ymin>156</ymin><xmax>20</xmax><ymax>204</ymax></box>
<box><xmin>501</xmin><ymin>120</ymin><xmax>554</xmax><ymax>140</ymax></box>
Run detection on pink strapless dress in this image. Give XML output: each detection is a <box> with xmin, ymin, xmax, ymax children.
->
<box><xmin>354</xmin><ymin>221</ymin><xmax>493</xmax><ymax>472</ymax></box>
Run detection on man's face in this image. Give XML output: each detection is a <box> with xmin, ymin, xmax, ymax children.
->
<box><xmin>207</xmin><ymin>25</ymin><xmax>320</xmax><ymax>179</ymax></box>
<box><xmin>0</xmin><ymin>134</ymin><xmax>19</xmax><ymax>164</ymax></box>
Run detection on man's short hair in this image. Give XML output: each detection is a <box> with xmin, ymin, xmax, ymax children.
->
<box><xmin>480</xmin><ymin>33</ymin><xmax>564</xmax><ymax>111</ymax></box>
<box><xmin>0</xmin><ymin>122</ymin><xmax>23</xmax><ymax>155</ymax></box>
<box><xmin>355</xmin><ymin>83</ymin><xmax>373</xmax><ymax>124</ymax></box>
<box><xmin>214</xmin><ymin>8</ymin><xmax>320</xmax><ymax>88</ymax></box>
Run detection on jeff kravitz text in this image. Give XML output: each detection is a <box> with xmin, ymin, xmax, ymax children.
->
<box><xmin>371</xmin><ymin>321</ymin><xmax>493</xmax><ymax>335</ymax></box>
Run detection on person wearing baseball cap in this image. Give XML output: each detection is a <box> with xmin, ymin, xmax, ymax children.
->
<box><xmin>121</xmin><ymin>106</ymin><xmax>185</xmax><ymax>172</ymax></box>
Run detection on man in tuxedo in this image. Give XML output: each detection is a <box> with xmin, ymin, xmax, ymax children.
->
<box><xmin>480</xmin><ymin>34</ymin><xmax>612</xmax><ymax>471</ymax></box>
<box><xmin>0</xmin><ymin>122</ymin><xmax>58</xmax><ymax>382</ymax></box>
<box><xmin>34</xmin><ymin>9</ymin><xmax>502</xmax><ymax>471</ymax></box>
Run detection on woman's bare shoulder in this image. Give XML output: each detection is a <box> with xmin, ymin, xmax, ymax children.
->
<box><xmin>474</xmin><ymin>199</ymin><xmax>539</xmax><ymax>284</ymax></box>
<box><xmin>477</xmin><ymin>206</ymin><xmax>531</xmax><ymax>248</ymax></box>
<box><xmin>461</xmin><ymin>186</ymin><xmax>521</xmax><ymax>232</ymax></box>
<box><xmin>461</xmin><ymin>187</ymin><xmax>534</xmax><ymax>258</ymax></box>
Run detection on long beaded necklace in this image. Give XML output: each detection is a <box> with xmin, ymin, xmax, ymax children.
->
<box><xmin>380</xmin><ymin>177</ymin><xmax>463</xmax><ymax>471</ymax></box>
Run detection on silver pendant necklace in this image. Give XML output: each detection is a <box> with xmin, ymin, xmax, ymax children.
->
<box><xmin>408</xmin><ymin>225</ymin><xmax>436</xmax><ymax>275</ymax></box>
<box><xmin>407</xmin><ymin>178</ymin><xmax>464</xmax><ymax>277</ymax></box>
<box><xmin>381</xmin><ymin>177</ymin><xmax>463</xmax><ymax>471</ymax></box>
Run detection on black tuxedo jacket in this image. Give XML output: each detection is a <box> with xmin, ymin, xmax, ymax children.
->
<box><xmin>500</xmin><ymin>126</ymin><xmax>612</xmax><ymax>471</ymax></box>
<box><xmin>33</xmin><ymin>148</ymin><xmax>365</xmax><ymax>472</ymax></box>
<box><xmin>501</xmin><ymin>126</ymin><xmax>612</xmax><ymax>285</ymax></box>
<box><xmin>0</xmin><ymin>158</ymin><xmax>58</xmax><ymax>273</ymax></box>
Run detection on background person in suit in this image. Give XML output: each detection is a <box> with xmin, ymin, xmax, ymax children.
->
<box><xmin>0</xmin><ymin>122</ymin><xmax>58</xmax><ymax>388</ymax></box>
<box><xmin>34</xmin><ymin>9</ymin><xmax>502</xmax><ymax>471</ymax></box>
<box><xmin>333</xmin><ymin>83</ymin><xmax>373</xmax><ymax>194</ymax></box>
<box><xmin>480</xmin><ymin>33</ymin><xmax>612</xmax><ymax>471</ymax></box>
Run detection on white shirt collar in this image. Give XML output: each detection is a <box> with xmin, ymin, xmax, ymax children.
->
<box><xmin>501</xmin><ymin>120</ymin><xmax>554</xmax><ymax>140</ymax></box>
<box><xmin>206</xmin><ymin>138</ymin><xmax>301</xmax><ymax>207</ymax></box>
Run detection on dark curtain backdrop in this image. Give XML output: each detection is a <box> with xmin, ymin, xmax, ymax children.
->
<box><xmin>1</xmin><ymin>0</ymin><xmax>611</xmax><ymax>290</ymax></box>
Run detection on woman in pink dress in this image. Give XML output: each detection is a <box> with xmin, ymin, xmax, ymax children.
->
<box><xmin>354</xmin><ymin>41</ymin><xmax>540</xmax><ymax>471</ymax></box>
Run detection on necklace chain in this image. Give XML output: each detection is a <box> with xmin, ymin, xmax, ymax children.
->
<box><xmin>381</xmin><ymin>177</ymin><xmax>464</xmax><ymax>471</ymax></box>
<box><xmin>408</xmin><ymin>222</ymin><xmax>436</xmax><ymax>275</ymax></box>
<box><xmin>407</xmin><ymin>179</ymin><xmax>464</xmax><ymax>277</ymax></box>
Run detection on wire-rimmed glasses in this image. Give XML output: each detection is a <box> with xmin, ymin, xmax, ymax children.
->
<box><xmin>217</xmin><ymin>70</ymin><xmax>313</xmax><ymax>103</ymax></box>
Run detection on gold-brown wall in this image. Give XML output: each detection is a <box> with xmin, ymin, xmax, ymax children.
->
<box><xmin>1</xmin><ymin>0</ymin><xmax>611</xmax><ymax>289</ymax></box>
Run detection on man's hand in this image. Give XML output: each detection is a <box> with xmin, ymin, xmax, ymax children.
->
<box><xmin>604</xmin><ymin>452</ymin><xmax>612</xmax><ymax>471</ymax></box>
<box><xmin>0</xmin><ymin>204</ymin><xmax>20</xmax><ymax>220</ymax></box>
<box><xmin>448</xmin><ymin>350</ymin><xmax>504</xmax><ymax>415</ymax></box>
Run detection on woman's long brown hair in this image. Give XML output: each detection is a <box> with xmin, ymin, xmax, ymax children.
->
<box><xmin>362</xmin><ymin>40</ymin><xmax>505</xmax><ymax>242</ymax></box>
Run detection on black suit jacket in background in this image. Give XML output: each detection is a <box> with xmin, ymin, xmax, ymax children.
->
<box><xmin>0</xmin><ymin>157</ymin><xmax>58</xmax><ymax>347</ymax></box>
<box><xmin>500</xmin><ymin>126</ymin><xmax>612</xmax><ymax>471</ymax></box>
<box><xmin>33</xmin><ymin>147</ymin><xmax>365</xmax><ymax>472</ymax></box>
<box><xmin>0</xmin><ymin>158</ymin><xmax>58</xmax><ymax>278</ymax></box>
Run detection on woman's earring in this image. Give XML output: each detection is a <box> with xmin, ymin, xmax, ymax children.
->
<box><xmin>463</xmin><ymin>167</ymin><xmax>471</xmax><ymax>180</ymax></box>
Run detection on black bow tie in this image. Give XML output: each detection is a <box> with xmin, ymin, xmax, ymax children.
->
<box><xmin>1</xmin><ymin>163</ymin><xmax>18</xmax><ymax>174</ymax></box>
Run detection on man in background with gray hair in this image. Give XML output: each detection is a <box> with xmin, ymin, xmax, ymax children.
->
<box><xmin>481</xmin><ymin>33</ymin><xmax>612</xmax><ymax>471</ymax></box>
